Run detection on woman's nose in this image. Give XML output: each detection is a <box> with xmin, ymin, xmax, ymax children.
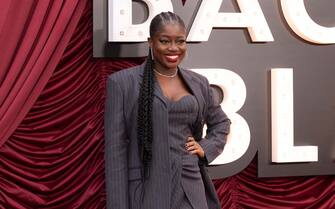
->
<box><xmin>168</xmin><ymin>42</ymin><xmax>178</xmax><ymax>51</ymax></box>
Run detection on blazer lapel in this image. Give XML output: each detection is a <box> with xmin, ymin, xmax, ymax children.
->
<box><xmin>138</xmin><ymin>62</ymin><xmax>167</xmax><ymax>107</ymax></box>
<box><xmin>153</xmin><ymin>77</ymin><xmax>167</xmax><ymax>107</ymax></box>
<box><xmin>178</xmin><ymin>68</ymin><xmax>206</xmax><ymax>133</ymax></box>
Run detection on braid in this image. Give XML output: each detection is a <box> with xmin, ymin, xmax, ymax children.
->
<box><xmin>137</xmin><ymin>12</ymin><xmax>186</xmax><ymax>178</ymax></box>
<box><xmin>149</xmin><ymin>11</ymin><xmax>185</xmax><ymax>37</ymax></box>
<box><xmin>137</xmin><ymin>48</ymin><xmax>154</xmax><ymax>175</ymax></box>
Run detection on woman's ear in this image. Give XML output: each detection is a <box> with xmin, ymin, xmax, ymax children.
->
<box><xmin>148</xmin><ymin>37</ymin><xmax>152</xmax><ymax>48</ymax></box>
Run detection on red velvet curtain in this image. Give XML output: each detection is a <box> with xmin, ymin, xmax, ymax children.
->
<box><xmin>0</xmin><ymin>0</ymin><xmax>85</xmax><ymax>147</ymax></box>
<box><xmin>0</xmin><ymin>1</ymin><xmax>334</xmax><ymax>209</ymax></box>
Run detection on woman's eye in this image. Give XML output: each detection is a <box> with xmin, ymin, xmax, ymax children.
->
<box><xmin>177</xmin><ymin>40</ymin><xmax>186</xmax><ymax>45</ymax></box>
<box><xmin>160</xmin><ymin>40</ymin><xmax>169</xmax><ymax>44</ymax></box>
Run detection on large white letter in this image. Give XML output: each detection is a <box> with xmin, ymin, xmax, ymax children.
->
<box><xmin>108</xmin><ymin>0</ymin><xmax>173</xmax><ymax>42</ymax></box>
<box><xmin>187</xmin><ymin>0</ymin><xmax>273</xmax><ymax>42</ymax></box>
<box><xmin>281</xmin><ymin>0</ymin><xmax>335</xmax><ymax>44</ymax></box>
<box><xmin>271</xmin><ymin>68</ymin><xmax>318</xmax><ymax>163</ymax></box>
<box><xmin>191</xmin><ymin>69</ymin><xmax>250</xmax><ymax>164</ymax></box>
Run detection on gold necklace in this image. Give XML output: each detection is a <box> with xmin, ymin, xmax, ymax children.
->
<box><xmin>153</xmin><ymin>68</ymin><xmax>178</xmax><ymax>78</ymax></box>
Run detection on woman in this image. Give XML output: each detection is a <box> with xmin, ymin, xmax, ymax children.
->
<box><xmin>105</xmin><ymin>12</ymin><xmax>231</xmax><ymax>209</ymax></box>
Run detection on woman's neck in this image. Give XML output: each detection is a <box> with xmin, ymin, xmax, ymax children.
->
<box><xmin>153</xmin><ymin>65</ymin><xmax>178</xmax><ymax>77</ymax></box>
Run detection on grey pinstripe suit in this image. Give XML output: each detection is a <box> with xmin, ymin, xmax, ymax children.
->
<box><xmin>104</xmin><ymin>62</ymin><xmax>231</xmax><ymax>209</ymax></box>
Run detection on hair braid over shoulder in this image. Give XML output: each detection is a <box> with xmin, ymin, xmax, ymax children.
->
<box><xmin>137</xmin><ymin>48</ymin><xmax>154</xmax><ymax>171</ymax></box>
<box><xmin>137</xmin><ymin>12</ymin><xmax>186</xmax><ymax>178</ymax></box>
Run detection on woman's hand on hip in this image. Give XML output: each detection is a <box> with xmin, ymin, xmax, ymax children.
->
<box><xmin>185</xmin><ymin>136</ymin><xmax>205</xmax><ymax>158</ymax></box>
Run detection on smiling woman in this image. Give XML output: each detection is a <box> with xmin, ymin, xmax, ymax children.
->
<box><xmin>104</xmin><ymin>11</ymin><xmax>231</xmax><ymax>209</ymax></box>
<box><xmin>149</xmin><ymin>21</ymin><xmax>189</xmax><ymax>102</ymax></box>
<box><xmin>148</xmin><ymin>22</ymin><xmax>187</xmax><ymax>75</ymax></box>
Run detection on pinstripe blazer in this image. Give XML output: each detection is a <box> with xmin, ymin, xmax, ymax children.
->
<box><xmin>104</xmin><ymin>62</ymin><xmax>230</xmax><ymax>209</ymax></box>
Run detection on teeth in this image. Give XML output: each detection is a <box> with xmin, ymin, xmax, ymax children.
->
<box><xmin>167</xmin><ymin>55</ymin><xmax>178</xmax><ymax>59</ymax></box>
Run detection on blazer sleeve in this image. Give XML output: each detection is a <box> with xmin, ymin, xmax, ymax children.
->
<box><xmin>198</xmin><ymin>78</ymin><xmax>231</xmax><ymax>164</ymax></box>
<box><xmin>104</xmin><ymin>76</ymin><xmax>129</xmax><ymax>209</ymax></box>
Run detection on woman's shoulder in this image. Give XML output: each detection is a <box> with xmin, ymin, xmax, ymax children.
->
<box><xmin>107</xmin><ymin>63</ymin><xmax>144</xmax><ymax>83</ymax></box>
<box><xmin>180</xmin><ymin>68</ymin><xmax>209</xmax><ymax>85</ymax></box>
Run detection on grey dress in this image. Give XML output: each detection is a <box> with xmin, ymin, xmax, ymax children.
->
<box><xmin>167</xmin><ymin>95</ymin><xmax>208</xmax><ymax>209</ymax></box>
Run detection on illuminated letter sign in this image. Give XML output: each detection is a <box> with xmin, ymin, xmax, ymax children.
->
<box><xmin>184</xmin><ymin>0</ymin><xmax>274</xmax><ymax>42</ymax></box>
<box><xmin>271</xmin><ymin>68</ymin><xmax>318</xmax><ymax>162</ymax></box>
<box><xmin>281</xmin><ymin>0</ymin><xmax>335</xmax><ymax>44</ymax></box>
<box><xmin>108</xmin><ymin>0</ymin><xmax>273</xmax><ymax>43</ymax></box>
<box><xmin>191</xmin><ymin>69</ymin><xmax>250</xmax><ymax>164</ymax></box>
<box><xmin>108</xmin><ymin>0</ymin><xmax>173</xmax><ymax>41</ymax></box>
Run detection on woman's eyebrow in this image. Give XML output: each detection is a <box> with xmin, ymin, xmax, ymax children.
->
<box><xmin>159</xmin><ymin>34</ymin><xmax>186</xmax><ymax>39</ymax></box>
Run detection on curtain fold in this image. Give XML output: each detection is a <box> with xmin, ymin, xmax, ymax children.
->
<box><xmin>0</xmin><ymin>0</ymin><xmax>86</xmax><ymax>147</ymax></box>
<box><xmin>214</xmin><ymin>160</ymin><xmax>335</xmax><ymax>209</ymax></box>
<box><xmin>0</xmin><ymin>1</ymin><xmax>334</xmax><ymax>208</ymax></box>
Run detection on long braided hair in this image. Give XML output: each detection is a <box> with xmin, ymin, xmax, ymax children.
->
<box><xmin>137</xmin><ymin>12</ymin><xmax>186</xmax><ymax>178</ymax></box>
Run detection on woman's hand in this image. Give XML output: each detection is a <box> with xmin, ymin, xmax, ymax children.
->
<box><xmin>185</xmin><ymin>136</ymin><xmax>205</xmax><ymax>159</ymax></box>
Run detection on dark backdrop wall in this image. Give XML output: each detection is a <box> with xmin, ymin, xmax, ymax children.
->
<box><xmin>0</xmin><ymin>0</ymin><xmax>334</xmax><ymax>208</ymax></box>
<box><xmin>94</xmin><ymin>0</ymin><xmax>335</xmax><ymax>178</ymax></box>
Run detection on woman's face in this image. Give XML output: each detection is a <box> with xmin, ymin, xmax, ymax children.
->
<box><xmin>149</xmin><ymin>23</ymin><xmax>187</xmax><ymax>72</ymax></box>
